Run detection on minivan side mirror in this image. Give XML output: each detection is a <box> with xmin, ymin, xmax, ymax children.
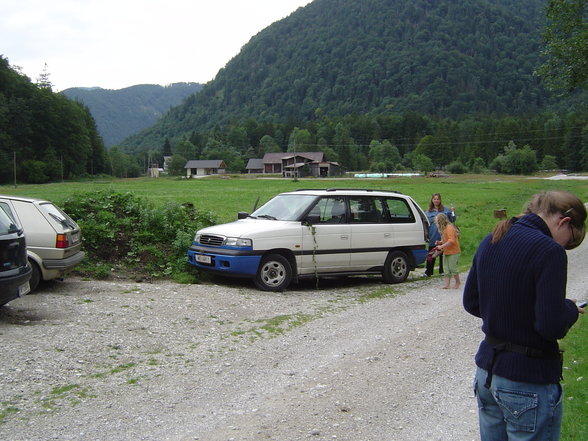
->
<box><xmin>304</xmin><ymin>214</ymin><xmax>321</xmax><ymax>225</ymax></box>
<box><xmin>237</xmin><ymin>212</ymin><xmax>249</xmax><ymax>220</ymax></box>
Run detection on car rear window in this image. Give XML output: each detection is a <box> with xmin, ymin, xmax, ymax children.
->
<box><xmin>40</xmin><ymin>203</ymin><xmax>78</xmax><ymax>229</ymax></box>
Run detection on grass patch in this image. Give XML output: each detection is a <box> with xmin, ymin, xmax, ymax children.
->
<box><xmin>230</xmin><ymin>313</ymin><xmax>316</xmax><ymax>341</ymax></box>
<box><xmin>0</xmin><ymin>404</ymin><xmax>19</xmax><ymax>424</ymax></box>
<box><xmin>38</xmin><ymin>384</ymin><xmax>95</xmax><ymax>412</ymax></box>
<box><xmin>357</xmin><ymin>286</ymin><xmax>398</xmax><ymax>303</ymax></box>
<box><xmin>561</xmin><ymin>317</ymin><xmax>588</xmax><ymax>440</ymax></box>
<box><xmin>50</xmin><ymin>384</ymin><xmax>78</xmax><ymax>396</ymax></box>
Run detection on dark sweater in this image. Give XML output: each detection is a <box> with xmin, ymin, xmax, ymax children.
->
<box><xmin>463</xmin><ymin>213</ymin><xmax>579</xmax><ymax>384</ymax></box>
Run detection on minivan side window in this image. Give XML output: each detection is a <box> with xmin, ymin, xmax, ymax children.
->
<box><xmin>349</xmin><ymin>197</ymin><xmax>385</xmax><ymax>223</ymax></box>
<box><xmin>310</xmin><ymin>197</ymin><xmax>347</xmax><ymax>224</ymax></box>
<box><xmin>384</xmin><ymin>198</ymin><xmax>415</xmax><ymax>223</ymax></box>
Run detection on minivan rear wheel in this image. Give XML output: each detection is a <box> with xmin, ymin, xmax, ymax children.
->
<box><xmin>382</xmin><ymin>250</ymin><xmax>409</xmax><ymax>284</ymax></box>
<box><xmin>254</xmin><ymin>254</ymin><xmax>292</xmax><ymax>291</ymax></box>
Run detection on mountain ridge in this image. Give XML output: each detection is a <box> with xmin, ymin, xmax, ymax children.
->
<box><xmin>62</xmin><ymin>83</ymin><xmax>202</xmax><ymax>147</ymax></box>
<box><xmin>120</xmin><ymin>0</ymin><xmax>561</xmax><ymax>151</ymax></box>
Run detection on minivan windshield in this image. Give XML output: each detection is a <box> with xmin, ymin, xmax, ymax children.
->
<box><xmin>251</xmin><ymin>194</ymin><xmax>316</xmax><ymax>221</ymax></box>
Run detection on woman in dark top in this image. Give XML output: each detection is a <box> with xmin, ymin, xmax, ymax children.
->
<box><xmin>463</xmin><ymin>190</ymin><xmax>586</xmax><ymax>441</ymax></box>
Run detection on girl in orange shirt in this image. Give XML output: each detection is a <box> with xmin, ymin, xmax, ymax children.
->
<box><xmin>434</xmin><ymin>213</ymin><xmax>461</xmax><ymax>289</ymax></box>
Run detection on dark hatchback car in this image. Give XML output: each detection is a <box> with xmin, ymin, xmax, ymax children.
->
<box><xmin>0</xmin><ymin>207</ymin><xmax>31</xmax><ymax>306</ymax></box>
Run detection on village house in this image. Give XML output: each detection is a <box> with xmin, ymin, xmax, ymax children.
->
<box><xmin>245</xmin><ymin>152</ymin><xmax>342</xmax><ymax>177</ymax></box>
<box><xmin>184</xmin><ymin>160</ymin><xmax>227</xmax><ymax>178</ymax></box>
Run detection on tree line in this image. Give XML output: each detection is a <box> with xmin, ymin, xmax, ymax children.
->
<box><xmin>2</xmin><ymin>52</ymin><xmax>587</xmax><ymax>184</ymax></box>
<box><xmin>0</xmin><ymin>56</ymin><xmax>108</xmax><ymax>184</ymax></box>
<box><xmin>153</xmin><ymin>110</ymin><xmax>588</xmax><ymax>177</ymax></box>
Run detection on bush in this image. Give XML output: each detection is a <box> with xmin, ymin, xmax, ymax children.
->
<box><xmin>447</xmin><ymin>160</ymin><xmax>466</xmax><ymax>174</ymax></box>
<box><xmin>469</xmin><ymin>157</ymin><xmax>486</xmax><ymax>174</ymax></box>
<box><xmin>412</xmin><ymin>154</ymin><xmax>434</xmax><ymax>173</ymax></box>
<box><xmin>63</xmin><ymin>189</ymin><xmax>218</xmax><ymax>282</ymax></box>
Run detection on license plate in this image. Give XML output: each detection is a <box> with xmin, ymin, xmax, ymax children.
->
<box><xmin>18</xmin><ymin>281</ymin><xmax>30</xmax><ymax>297</ymax></box>
<box><xmin>195</xmin><ymin>254</ymin><xmax>212</xmax><ymax>264</ymax></box>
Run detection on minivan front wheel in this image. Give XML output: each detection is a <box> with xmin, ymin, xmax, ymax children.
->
<box><xmin>254</xmin><ymin>254</ymin><xmax>292</xmax><ymax>291</ymax></box>
<box><xmin>383</xmin><ymin>250</ymin><xmax>409</xmax><ymax>284</ymax></box>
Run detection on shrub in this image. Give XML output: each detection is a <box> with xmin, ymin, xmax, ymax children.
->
<box><xmin>447</xmin><ymin>160</ymin><xmax>466</xmax><ymax>174</ymax></box>
<box><xmin>469</xmin><ymin>157</ymin><xmax>486</xmax><ymax>174</ymax></box>
<box><xmin>540</xmin><ymin>154</ymin><xmax>558</xmax><ymax>170</ymax></box>
<box><xmin>412</xmin><ymin>154</ymin><xmax>434</xmax><ymax>173</ymax></box>
<box><xmin>63</xmin><ymin>189</ymin><xmax>218</xmax><ymax>282</ymax></box>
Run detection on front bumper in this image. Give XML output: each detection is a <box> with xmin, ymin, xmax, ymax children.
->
<box><xmin>187</xmin><ymin>244</ymin><xmax>262</xmax><ymax>278</ymax></box>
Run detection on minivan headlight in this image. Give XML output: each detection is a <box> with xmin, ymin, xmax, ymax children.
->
<box><xmin>224</xmin><ymin>237</ymin><xmax>252</xmax><ymax>247</ymax></box>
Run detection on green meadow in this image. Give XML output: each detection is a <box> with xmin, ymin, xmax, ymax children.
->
<box><xmin>1</xmin><ymin>173</ymin><xmax>587</xmax><ymax>437</ymax></box>
<box><xmin>1</xmin><ymin>173</ymin><xmax>586</xmax><ymax>269</ymax></box>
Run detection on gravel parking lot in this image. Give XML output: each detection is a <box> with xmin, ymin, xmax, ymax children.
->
<box><xmin>1</xmin><ymin>238</ymin><xmax>586</xmax><ymax>441</ymax></box>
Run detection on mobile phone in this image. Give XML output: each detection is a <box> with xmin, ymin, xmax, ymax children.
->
<box><xmin>578</xmin><ymin>301</ymin><xmax>587</xmax><ymax>308</ymax></box>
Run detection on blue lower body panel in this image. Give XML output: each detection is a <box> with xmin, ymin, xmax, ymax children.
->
<box><xmin>412</xmin><ymin>248</ymin><xmax>428</xmax><ymax>266</ymax></box>
<box><xmin>187</xmin><ymin>246</ymin><xmax>261</xmax><ymax>278</ymax></box>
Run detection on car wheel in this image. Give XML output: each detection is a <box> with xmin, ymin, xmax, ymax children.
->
<box><xmin>29</xmin><ymin>259</ymin><xmax>41</xmax><ymax>292</ymax></box>
<box><xmin>383</xmin><ymin>250</ymin><xmax>409</xmax><ymax>284</ymax></box>
<box><xmin>254</xmin><ymin>254</ymin><xmax>292</xmax><ymax>291</ymax></box>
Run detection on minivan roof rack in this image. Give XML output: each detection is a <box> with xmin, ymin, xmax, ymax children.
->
<box><xmin>293</xmin><ymin>188</ymin><xmax>403</xmax><ymax>194</ymax></box>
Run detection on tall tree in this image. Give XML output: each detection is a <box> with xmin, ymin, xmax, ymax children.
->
<box><xmin>538</xmin><ymin>0</ymin><xmax>588</xmax><ymax>91</ymax></box>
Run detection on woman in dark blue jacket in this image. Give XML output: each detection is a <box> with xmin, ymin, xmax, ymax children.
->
<box><xmin>464</xmin><ymin>190</ymin><xmax>586</xmax><ymax>441</ymax></box>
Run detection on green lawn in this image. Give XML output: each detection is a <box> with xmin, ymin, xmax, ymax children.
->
<box><xmin>2</xmin><ymin>173</ymin><xmax>586</xmax><ymax>269</ymax></box>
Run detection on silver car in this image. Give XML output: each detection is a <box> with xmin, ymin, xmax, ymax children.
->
<box><xmin>0</xmin><ymin>195</ymin><xmax>85</xmax><ymax>291</ymax></box>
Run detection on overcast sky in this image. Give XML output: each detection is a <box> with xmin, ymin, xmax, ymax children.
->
<box><xmin>1</xmin><ymin>0</ymin><xmax>313</xmax><ymax>91</ymax></box>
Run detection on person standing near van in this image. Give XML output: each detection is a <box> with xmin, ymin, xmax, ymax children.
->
<box><xmin>434</xmin><ymin>213</ymin><xmax>460</xmax><ymax>289</ymax></box>
<box><xmin>463</xmin><ymin>190</ymin><xmax>586</xmax><ymax>441</ymax></box>
<box><xmin>424</xmin><ymin>193</ymin><xmax>455</xmax><ymax>276</ymax></box>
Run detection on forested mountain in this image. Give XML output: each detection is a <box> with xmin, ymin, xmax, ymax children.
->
<box><xmin>121</xmin><ymin>0</ymin><xmax>567</xmax><ymax>151</ymax></box>
<box><xmin>0</xmin><ymin>56</ymin><xmax>108</xmax><ymax>184</ymax></box>
<box><xmin>63</xmin><ymin>83</ymin><xmax>202</xmax><ymax>147</ymax></box>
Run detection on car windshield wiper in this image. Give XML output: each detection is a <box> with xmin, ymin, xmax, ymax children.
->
<box><xmin>48</xmin><ymin>212</ymin><xmax>71</xmax><ymax>228</ymax></box>
<box><xmin>257</xmin><ymin>214</ymin><xmax>277</xmax><ymax>220</ymax></box>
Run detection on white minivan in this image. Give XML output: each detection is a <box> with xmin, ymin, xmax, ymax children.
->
<box><xmin>188</xmin><ymin>189</ymin><xmax>429</xmax><ymax>291</ymax></box>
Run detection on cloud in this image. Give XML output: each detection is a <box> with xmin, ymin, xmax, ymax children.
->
<box><xmin>1</xmin><ymin>0</ymin><xmax>312</xmax><ymax>90</ymax></box>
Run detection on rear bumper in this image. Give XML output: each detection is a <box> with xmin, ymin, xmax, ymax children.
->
<box><xmin>0</xmin><ymin>265</ymin><xmax>32</xmax><ymax>306</ymax></box>
<box><xmin>42</xmin><ymin>251</ymin><xmax>85</xmax><ymax>271</ymax></box>
<box><xmin>411</xmin><ymin>248</ymin><xmax>428</xmax><ymax>266</ymax></box>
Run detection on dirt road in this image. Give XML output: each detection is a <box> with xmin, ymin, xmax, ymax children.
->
<box><xmin>1</xmin><ymin>238</ymin><xmax>585</xmax><ymax>441</ymax></box>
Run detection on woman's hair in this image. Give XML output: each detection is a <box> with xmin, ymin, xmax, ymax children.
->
<box><xmin>435</xmin><ymin>212</ymin><xmax>449</xmax><ymax>232</ymax></box>
<box><xmin>491</xmin><ymin>190</ymin><xmax>587</xmax><ymax>249</ymax></box>
<box><xmin>429</xmin><ymin>193</ymin><xmax>445</xmax><ymax>211</ymax></box>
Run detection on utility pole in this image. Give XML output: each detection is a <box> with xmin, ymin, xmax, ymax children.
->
<box><xmin>13</xmin><ymin>151</ymin><xmax>17</xmax><ymax>188</ymax></box>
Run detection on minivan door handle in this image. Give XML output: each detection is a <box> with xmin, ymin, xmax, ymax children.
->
<box><xmin>340</xmin><ymin>235</ymin><xmax>349</xmax><ymax>240</ymax></box>
<box><xmin>384</xmin><ymin>233</ymin><xmax>391</xmax><ymax>237</ymax></box>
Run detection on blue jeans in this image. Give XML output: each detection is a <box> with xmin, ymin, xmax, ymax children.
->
<box><xmin>474</xmin><ymin>367</ymin><xmax>563</xmax><ymax>441</ymax></box>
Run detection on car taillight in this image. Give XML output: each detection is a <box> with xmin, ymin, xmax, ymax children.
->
<box><xmin>56</xmin><ymin>233</ymin><xmax>70</xmax><ymax>248</ymax></box>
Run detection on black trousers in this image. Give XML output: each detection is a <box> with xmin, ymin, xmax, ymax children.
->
<box><xmin>425</xmin><ymin>246</ymin><xmax>444</xmax><ymax>276</ymax></box>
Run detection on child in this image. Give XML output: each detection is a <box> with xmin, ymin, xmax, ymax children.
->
<box><xmin>434</xmin><ymin>213</ymin><xmax>461</xmax><ymax>289</ymax></box>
